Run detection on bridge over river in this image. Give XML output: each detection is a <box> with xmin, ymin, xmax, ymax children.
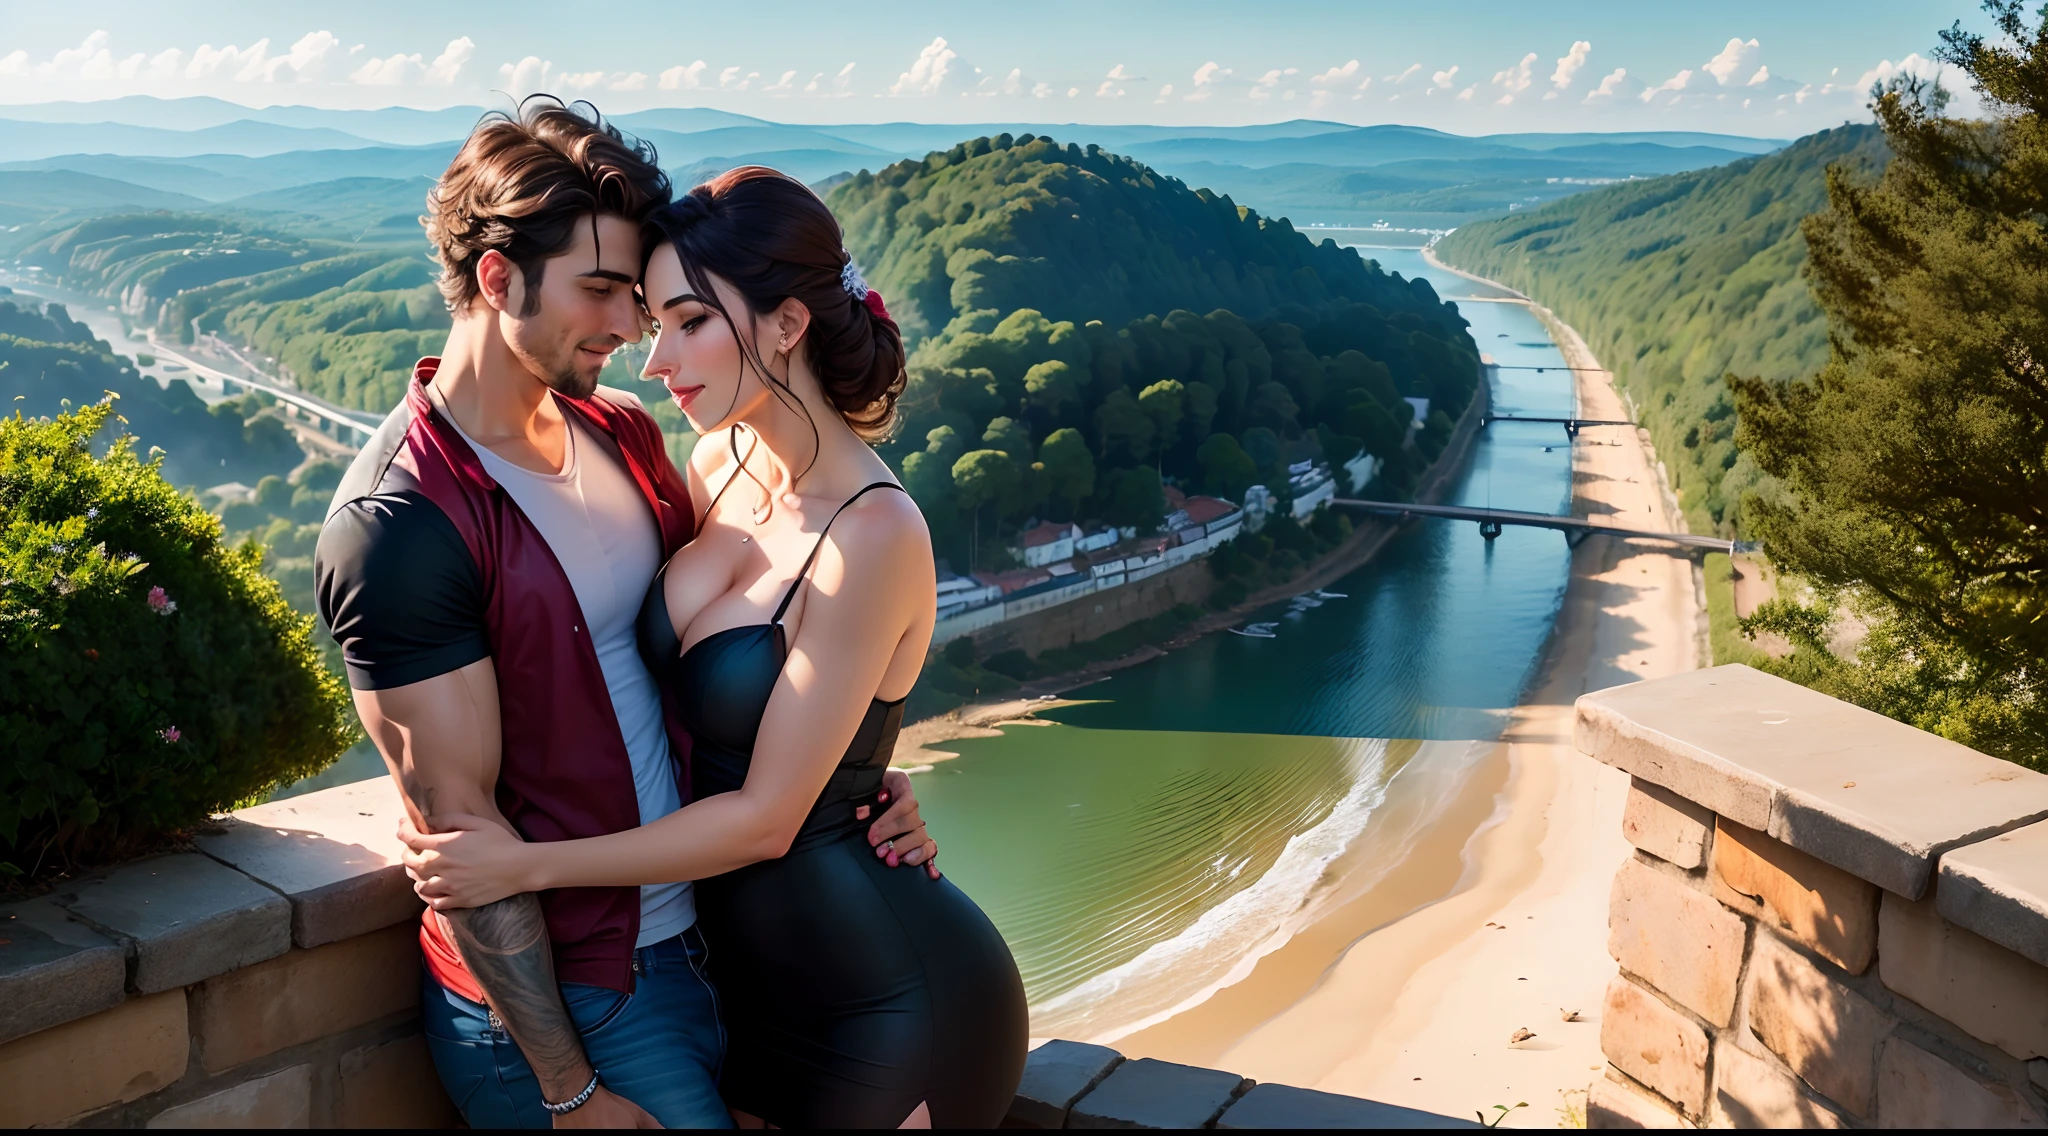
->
<box><xmin>1332</xmin><ymin>498</ymin><xmax>1739</xmax><ymax>554</ymax></box>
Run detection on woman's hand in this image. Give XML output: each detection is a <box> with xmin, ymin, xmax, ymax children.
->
<box><xmin>398</xmin><ymin>813</ymin><xmax>540</xmax><ymax>911</ymax></box>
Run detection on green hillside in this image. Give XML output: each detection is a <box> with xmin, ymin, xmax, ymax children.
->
<box><xmin>1434</xmin><ymin>124</ymin><xmax>1887</xmax><ymax>538</ymax></box>
<box><xmin>828</xmin><ymin>134</ymin><xmax>1447</xmax><ymax>342</ymax></box>
<box><xmin>823</xmin><ymin>134</ymin><xmax>1481</xmax><ymax>578</ymax></box>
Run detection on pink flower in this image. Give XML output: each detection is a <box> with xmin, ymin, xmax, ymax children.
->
<box><xmin>158</xmin><ymin>726</ymin><xmax>181</xmax><ymax>743</ymax></box>
<box><xmin>147</xmin><ymin>586</ymin><xmax>177</xmax><ymax>615</ymax></box>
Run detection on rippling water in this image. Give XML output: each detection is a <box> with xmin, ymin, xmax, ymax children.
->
<box><xmin>919</xmin><ymin>248</ymin><xmax>1584</xmax><ymax>1037</ymax></box>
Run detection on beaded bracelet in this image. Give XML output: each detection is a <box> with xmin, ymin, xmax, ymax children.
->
<box><xmin>542</xmin><ymin>1070</ymin><xmax>601</xmax><ymax>1116</ymax></box>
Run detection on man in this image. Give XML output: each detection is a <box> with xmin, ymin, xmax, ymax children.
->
<box><xmin>314</xmin><ymin>100</ymin><xmax>936</xmax><ymax>1128</ymax></box>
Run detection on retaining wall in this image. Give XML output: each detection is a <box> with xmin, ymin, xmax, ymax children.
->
<box><xmin>1576</xmin><ymin>664</ymin><xmax>2048</xmax><ymax>1128</ymax></box>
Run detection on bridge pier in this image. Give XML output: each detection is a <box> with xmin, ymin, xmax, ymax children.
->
<box><xmin>1564</xmin><ymin>421</ymin><xmax>1580</xmax><ymax>440</ymax></box>
<box><xmin>1478</xmin><ymin>520</ymin><xmax>1503</xmax><ymax>541</ymax></box>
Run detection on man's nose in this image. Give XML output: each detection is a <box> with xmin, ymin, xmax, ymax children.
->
<box><xmin>608</xmin><ymin>294</ymin><xmax>647</xmax><ymax>344</ymax></box>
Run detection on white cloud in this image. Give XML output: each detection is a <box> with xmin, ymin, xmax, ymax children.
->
<box><xmin>1388</xmin><ymin>63</ymin><xmax>1423</xmax><ymax>85</ymax></box>
<box><xmin>1492</xmin><ymin>52</ymin><xmax>1537</xmax><ymax>103</ymax></box>
<box><xmin>887</xmin><ymin>36</ymin><xmax>958</xmax><ymax>96</ymax></box>
<box><xmin>1748</xmin><ymin>65</ymin><xmax>1771</xmax><ymax>86</ymax></box>
<box><xmin>350</xmin><ymin>36</ymin><xmax>471</xmax><ymax>86</ymax></box>
<box><xmin>1096</xmin><ymin>79</ymin><xmax>1125</xmax><ymax>98</ymax></box>
<box><xmin>1032</xmin><ymin>81</ymin><xmax>1052</xmax><ymax>98</ymax></box>
<box><xmin>0</xmin><ymin>50</ymin><xmax>26</xmax><ymax>76</ymax></box>
<box><xmin>1704</xmin><ymin>37</ymin><xmax>1761</xmax><ymax>86</ymax></box>
<box><xmin>1456</xmin><ymin>84</ymin><xmax>1476</xmax><ymax>101</ymax></box>
<box><xmin>1640</xmin><ymin>68</ymin><xmax>1694</xmax><ymax>102</ymax></box>
<box><xmin>659</xmin><ymin>61</ymin><xmax>708</xmax><ymax>89</ymax></box>
<box><xmin>611</xmin><ymin>71</ymin><xmax>649</xmax><ymax>91</ymax></box>
<box><xmin>762</xmin><ymin>70</ymin><xmax>795</xmax><ymax>95</ymax></box>
<box><xmin>497</xmin><ymin>56</ymin><xmax>551</xmax><ymax>95</ymax></box>
<box><xmin>1155</xmin><ymin>82</ymin><xmax>1174</xmax><ymax>103</ymax></box>
<box><xmin>1431</xmin><ymin>65</ymin><xmax>1459</xmax><ymax>89</ymax></box>
<box><xmin>1552</xmin><ymin>41</ymin><xmax>1591</xmax><ymax>89</ymax></box>
<box><xmin>1106</xmin><ymin>63</ymin><xmax>1135</xmax><ymax>82</ymax></box>
<box><xmin>557</xmin><ymin>70</ymin><xmax>606</xmax><ymax>90</ymax></box>
<box><xmin>1581</xmin><ymin>67</ymin><xmax>1637</xmax><ymax>103</ymax></box>
<box><xmin>1186</xmin><ymin>60</ymin><xmax>1231</xmax><ymax>101</ymax></box>
<box><xmin>1312</xmin><ymin>60</ymin><xmax>1361</xmax><ymax>87</ymax></box>
<box><xmin>146</xmin><ymin>48</ymin><xmax>182</xmax><ymax>79</ymax></box>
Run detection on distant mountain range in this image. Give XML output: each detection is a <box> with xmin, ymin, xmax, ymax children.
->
<box><xmin>0</xmin><ymin>95</ymin><xmax>1789</xmax><ymax>238</ymax></box>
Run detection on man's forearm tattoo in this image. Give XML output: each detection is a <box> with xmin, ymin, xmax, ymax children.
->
<box><xmin>443</xmin><ymin>896</ymin><xmax>593</xmax><ymax>1100</ymax></box>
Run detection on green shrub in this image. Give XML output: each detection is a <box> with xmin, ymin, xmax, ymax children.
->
<box><xmin>0</xmin><ymin>400</ymin><xmax>357</xmax><ymax>876</ymax></box>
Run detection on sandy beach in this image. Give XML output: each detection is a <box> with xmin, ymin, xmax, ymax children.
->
<box><xmin>1109</xmin><ymin>252</ymin><xmax>1703</xmax><ymax>1127</ymax></box>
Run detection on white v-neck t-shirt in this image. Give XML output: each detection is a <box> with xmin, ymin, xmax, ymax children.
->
<box><xmin>432</xmin><ymin>387</ymin><xmax>694</xmax><ymax>947</ymax></box>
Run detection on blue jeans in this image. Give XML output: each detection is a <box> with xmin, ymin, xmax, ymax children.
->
<box><xmin>419</xmin><ymin>926</ymin><xmax>732</xmax><ymax>1129</ymax></box>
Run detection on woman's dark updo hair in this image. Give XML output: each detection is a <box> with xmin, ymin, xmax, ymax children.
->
<box><xmin>643</xmin><ymin>166</ymin><xmax>906</xmax><ymax>442</ymax></box>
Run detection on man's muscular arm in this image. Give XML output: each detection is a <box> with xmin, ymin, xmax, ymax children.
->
<box><xmin>357</xmin><ymin>661</ymin><xmax>648</xmax><ymax>1126</ymax></box>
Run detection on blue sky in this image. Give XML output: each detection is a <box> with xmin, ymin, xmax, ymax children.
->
<box><xmin>0</xmin><ymin>1</ymin><xmax>1994</xmax><ymax>135</ymax></box>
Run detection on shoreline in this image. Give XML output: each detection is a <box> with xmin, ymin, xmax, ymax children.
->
<box><xmin>1108</xmin><ymin>251</ymin><xmax>1700</xmax><ymax>1126</ymax></box>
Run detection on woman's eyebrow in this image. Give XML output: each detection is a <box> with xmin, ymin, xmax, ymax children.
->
<box><xmin>661</xmin><ymin>293</ymin><xmax>702</xmax><ymax>311</ymax></box>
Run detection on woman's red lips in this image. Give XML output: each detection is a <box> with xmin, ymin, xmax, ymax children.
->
<box><xmin>669</xmin><ymin>384</ymin><xmax>704</xmax><ymax>410</ymax></box>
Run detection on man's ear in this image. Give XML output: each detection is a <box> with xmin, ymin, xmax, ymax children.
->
<box><xmin>477</xmin><ymin>249</ymin><xmax>518</xmax><ymax>315</ymax></box>
<box><xmin>774</xmin><ymin>296</ymin><xmax>813</xmax><ymax>353</ymax></box>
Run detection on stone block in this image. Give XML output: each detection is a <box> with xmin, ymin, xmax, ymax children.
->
<box><xmin>1010</xmin><ymin>1039</ymin><xmax>1124</xmax><ymax>1128</ymax></box>
<box><xmin>1575</xmin><ymin>665</ymin><xmax>2048</xmax><ymax>898</ymax></box>
<box><xmin>1879</xmin><ymin>891</ymin><xmax>2048</xmax><ymax>1061</ymax></box>
<box><xmin>1876</xmin><ymin>1037</ymin><xmax>2046</xmax><ymax>1128</ymax></box>
<box><xmin>56</xmin><ymin>852</ymin><xmax>290</xmax><ymax>993</ymax></box>
<box><xmin>0</xmin><ymin>895</ymin><xmax>127</xmax><ymax>1044</ymax></box>
<box><xmin>1600</xmin><ymin>977</ymin><xmax>1710</xmax><ymax>1118</ymax></box>
<box><xmin>1938</xmin><ymin>818</ymin><xmax>2048</xmax><ymax>968</ymax></box>
<box><xmin>1066</xmin><ymin>1057</ymin><xmax>1251</xmax><ymax>1129</ymax></box>
<box><xmin>146</xmin><ymin>1064</ymin><xmax>312</xmax><ymax>1128</ymax></box>
<box><xmin>191</xmin><ymin>921</ymin><xmax>420</xmax><ymax>1074</ymax></box>
<box><xmin>336</xmin><ymin>1033</ymin><xmax>461</xmax><ymax>1128</ymax></box>
<box><xmin>0</xmin><ymin>989</ymin><xmax>188</xmax><ymax>1128</ymax></box>
<box><xmin>1622</xmin><ymin>778</ymin><xmax>1712</xmax><ymax>870</ymax></box>
<box><xmin>1587</xmin><ymin>1073</ymin><xmax>1692</xmax><ymax>1129</ymax></box>
<box><xmin>1714</xmin><ymin>818</ymin><xmax>1878</xmax><ymax>974</ymax></box>
<box><xmin>1608</xmin><ymin>856</ymin><xmax>1746</xmax><ymax>1026</ymax></box>
<box><xmin>198</xmin><ymin>777</ymin><xmax>421</xmax><ymax>949</ymax></box>
<box><xmin>1712</xmin><ymin>1040</ymin><xmax>1848</xmax><ymax>1128</ymax></box>
<box><xmin>1216</xmin><ymin>1082</ymin><xmax>1476</xmax><ymax>1128</ymax></box>
<box><xmin>1745</xmin><ymin>935</ymin><xmax>1891</xmax><ymax>1117</ymax></box>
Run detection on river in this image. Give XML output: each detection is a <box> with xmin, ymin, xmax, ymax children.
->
<box><xmin>911</xmin><ymin>247</ymin><xmax>1582</xmax><ymax>1040</ymax></box>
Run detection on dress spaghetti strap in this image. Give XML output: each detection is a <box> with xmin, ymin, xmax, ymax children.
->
<box><xmin>770</xmin><ymin>482</ymin><xmax>904</xmax><ymax>626</ymax></box>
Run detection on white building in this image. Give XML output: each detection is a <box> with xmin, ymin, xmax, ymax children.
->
<box><xmin>1016</xmin><ymin>520</ymin><xmax>1081</xmax><ymax>568</ymax></box>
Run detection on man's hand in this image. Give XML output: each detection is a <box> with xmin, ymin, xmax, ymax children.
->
<box><xmin>555</xmin><ymin>1086</ymin><xmax>661</xmax><ymax>1129</ymax></box>
<box><xmin>857</xmin><ymin>768</ymin><xmax>939</xmax><ymax>879</ymax></box>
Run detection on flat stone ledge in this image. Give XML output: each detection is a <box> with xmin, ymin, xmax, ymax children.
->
<box><xmin>0</xmin><ymin>895</ymin><xmax>126</xmax><ymax>1044</ymax></box>
<box><xmin>1216</xmin><ymin>1082</ymin><xmax>1478</xmax><ymax>1128</ymax></box>
<box><xmin>1937</xmin><ymin>818</ymin><xmax>2048</xmax><ymax>969</ymax></box>
<box><xmin>197</xmin><ymin>777</ymin><xmax>420</xmax><ymax>948</ymax></box>
<box><xmin>1011</xmin><ymin>1039</ymin><xmax>1124</xmax><ymax>1128</ymax></box>
<box><xmin>1067</xmin><ymin>1057</ymin><xmax>1250</xmax><ymax>1129</ymax></box>
<box><xmin>1575</xmin><ymin>665</ymin><xmax>2048</xmax><ymax>898</ymax></box>
<box><xmin>54</xmin><ymin>852</ymin><xmax>291</xmax><ymax>993</ymax></box>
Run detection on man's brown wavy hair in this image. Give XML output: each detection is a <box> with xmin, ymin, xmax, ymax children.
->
<box><xmin>423</xmin><ymin>96</ymin><xmax>671</xmax><ymax>316</ymax></box>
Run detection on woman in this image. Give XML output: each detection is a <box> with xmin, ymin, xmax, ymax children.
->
<box><xmin>398</xmin><ymin>167</ymin><xmax>1029</xmax><ymax>1128</ymax></box>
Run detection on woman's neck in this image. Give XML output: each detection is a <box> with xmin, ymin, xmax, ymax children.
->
<box><xmin>730</xmin><ymin>366</ymin><xmax>877</xmax><ymax>505</ymax></box>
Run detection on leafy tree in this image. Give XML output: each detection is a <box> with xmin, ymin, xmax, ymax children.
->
<box><xmin>1240</xmin><ymin>427</ymin><xmax>1284</xmax><ymax>480</ymax></box>
<box><xmin>1038</xmin><ymin>427</ymin><xmax>1096</xmax><ymax>519</ymax></box>
<box><xmin>1138</xmin><ymin>380</ymin><xmax>1187</xmax><ymax>463</ymax></box>
<box><xmin>1094</xmin><ymin>387</ymin><xmax>1156</xmax><ymax>466</ymax></box>
<box><xmin>1101</xmin><ymin>466</ymin><xmax>1165</xmax><ymax>532</ymax></box>
<box><xmin>1197</xmin><ymin>432</ymin><xmax>1258</xmax><ymax>501</ymax></box>
<box><xmin>952</xmin><ymin>448</ymin><xmax>1020</xmax><ymax>562</ymax></box>
<box><xmin>1731</xmin><ymin>7</ymin><xmax>2048</xmax><ymax>767</ymax></box>
<box><xmin>981</xmin><ymin>416</ymin><xmax>1033</xmax><ymax>462</ymax></box>
<box><xmin>1024</xmin><ymin>359</ymin><xmax>1080</xmax><ymax>418</ymax></box>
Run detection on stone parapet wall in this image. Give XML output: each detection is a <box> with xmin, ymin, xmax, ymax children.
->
<box><xmin>0</xmin><ymin>779</ymin><xmax>456</xmax><ymax>1128</ymax></box>
<box><xmin>1576</xmin><ymin>664</ymin><xmax>2048</xmax><ymax>1129</ymax></box>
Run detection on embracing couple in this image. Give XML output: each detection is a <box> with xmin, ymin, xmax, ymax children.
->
<box><xmin>313</xmin><ymin>99</ymin><xmax>1028</xmax><ymax>1128</ymax></box>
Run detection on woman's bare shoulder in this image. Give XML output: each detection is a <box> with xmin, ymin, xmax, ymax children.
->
<box><xmin>815</xmin><ymin>485</ymin><xmax>931</xmax><ymax>584</ymax></box>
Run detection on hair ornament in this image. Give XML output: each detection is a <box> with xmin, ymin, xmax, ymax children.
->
<box><xmin>863</xmin><ymin>288</ymin><xmax>893</xmax><ymax>325</ymax></box>
<box><xmin>840</xmin><ymin>259</ymin><xmax>871</xmax><ymax>301</ymax></box>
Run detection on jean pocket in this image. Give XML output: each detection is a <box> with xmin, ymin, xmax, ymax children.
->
<box><xmin>561</xmin><ymin>982</ymin><xmax>635</xmax><ymax>1037</ymax></box>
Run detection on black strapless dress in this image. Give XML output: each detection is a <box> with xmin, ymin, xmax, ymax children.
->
<box><xmin>637</xmin><ymin>483</ymin><xmax>1027</xmax><ymax>1128</ymax></box>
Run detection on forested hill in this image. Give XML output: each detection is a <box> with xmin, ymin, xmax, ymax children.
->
<box><xmin>1435</xmin><ymin>124</ymin><xmax>1887</xmax><ymax>537</ymax></box>
<box><xmin>828</xmin><ymin>133</ymin><xmax>1456</xmax><ymax>343</ymax></box>
<box><xmin>827</xmin><ymin>133</ymin><xmax>1482</xmax><ymax>574</ymax></box>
